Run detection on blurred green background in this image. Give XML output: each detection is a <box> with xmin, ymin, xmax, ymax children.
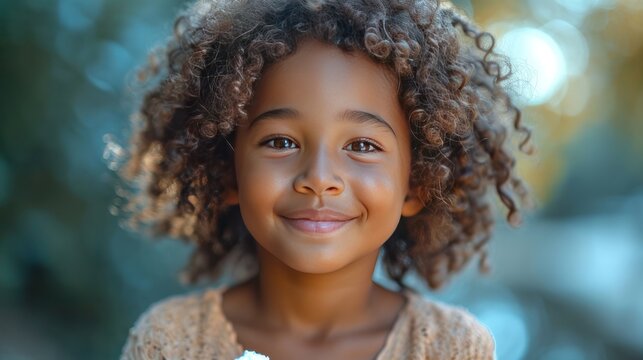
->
<box><xmin>0</xmin><ymin>0</ymin><xmax>641</xmax><ymax>359</ymax></box>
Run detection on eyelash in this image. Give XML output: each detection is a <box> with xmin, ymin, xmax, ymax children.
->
<box><xmin>259</xmin><ymin>136</ymin><xmax>383</xmax><ymax>153</ymax></box>
<box><xmin>260</xmin><ymin>135</ymin><xmax>298</xmax><ymax>150</ymax></box>
<box><xmin>345</xmin><ymin>138</ymin><xmax>383</xmax><ymax>153</ymax></box>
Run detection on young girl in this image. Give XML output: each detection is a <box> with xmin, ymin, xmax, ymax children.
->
<box><xmin>118</xmin><ymin>0</ymin><xmax>529</xmax><ymax>359</ymax></box>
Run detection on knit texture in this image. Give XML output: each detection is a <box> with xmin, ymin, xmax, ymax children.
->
<box><xmin>120</xmin><ymin>287</ymin><xmax>496</xmax><ymax>360</ymax></box>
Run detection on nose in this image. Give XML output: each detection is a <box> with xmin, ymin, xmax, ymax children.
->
<box><xmin>293</xmin><ymin>146</ymin><xmax>345</xmax><ymax>196</ymax></box>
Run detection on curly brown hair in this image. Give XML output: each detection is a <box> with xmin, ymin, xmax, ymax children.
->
<box><xmin>118</xmin><ymin>0</ymin><xmax>530</xmax><ymax>291</ymax></box>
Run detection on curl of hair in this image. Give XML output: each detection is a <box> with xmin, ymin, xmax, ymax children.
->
<box><xmin>118</xmin><ymin>0</ymin><xmax>531</xmax><ymax>290</ymax></box>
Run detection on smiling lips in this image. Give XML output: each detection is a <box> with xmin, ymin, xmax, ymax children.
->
<box><xmin>280</xmin><ymin>209</ymin><xmax>357</xmax><ymax>234</ymax></box>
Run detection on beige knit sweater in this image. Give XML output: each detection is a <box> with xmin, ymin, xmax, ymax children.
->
<box><xmin>120</xmin><ymin>287</ymin><xmax>496</xmax><ymax>360</ymax></box>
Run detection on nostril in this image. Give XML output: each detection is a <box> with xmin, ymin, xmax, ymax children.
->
<box><xmin>293</xmin><ymin>173</ymin><xmax>345</xmax><ymax>196</ymax></box>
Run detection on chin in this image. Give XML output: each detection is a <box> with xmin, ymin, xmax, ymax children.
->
<box><xmin>254</xmin><ymin>235</ymin><xmax>380</xmax><ymax>275</ymax></box>
<box><xmin>256</xmin><ymin>243</ymin><xmax>346</xmax><ymax>274</ymax></box>
<box><xmin>280</xmin><ymin>250</ymin><xmax>349</xmax><ymax>274</ymax></box>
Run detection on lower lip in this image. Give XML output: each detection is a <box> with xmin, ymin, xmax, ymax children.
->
<box><xmin>281</xmin><ymin>217</ymin><xmax>354</xmax><ymax>234</ymax></box>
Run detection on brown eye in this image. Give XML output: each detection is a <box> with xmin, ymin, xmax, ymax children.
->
<box><xmin>263</xmin><ymin>137</ymin><xmax>298</xmax><ymax>150</ymax></box>
<box><xmin>345</xmin><ymin>140</ymin><xmax>380</xmax><ymax>153</ymax></box>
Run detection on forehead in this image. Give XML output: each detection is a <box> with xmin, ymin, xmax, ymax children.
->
<box><xmin>246</xmin><ymin>39</ymin><xmax>406</xmax><ymax>129</ymax></box>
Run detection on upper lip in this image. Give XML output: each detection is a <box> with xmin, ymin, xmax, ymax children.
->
<box><xmin>281</xmin><ymin>209</ymin><xmax>357</xmax><ymax>221</ymax></box>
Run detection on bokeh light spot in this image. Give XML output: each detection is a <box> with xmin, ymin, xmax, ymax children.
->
<box><xmin>56</xmin><ymin>0</ymin><xmax>104</xmax><ymax>32</ymax></box>
<box><xmin>542</xmin><ymin>20</ymin><xmax>589</xmax><ymax>77</ymax></box>
<box><xmin>84</xmin><ymin>41</ymin><xmax>133</xmax><ymax>92</ymax></box>
<box><xmin>498</xmin><ymin>27</ymin><xmax>567</xmax><ymax>106</ymax></box>
<box><xmin>477</xmin><ymin>297</ymin><xmax>529</xmax><ymax>360</ymax></box>
<box><xmin>555</xmin><ymin>0</ymin><xmax>615</xmax><ymax>16</ymax></box>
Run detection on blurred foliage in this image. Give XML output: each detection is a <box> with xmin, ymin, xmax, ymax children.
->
<box><xmin>0</xmin><ymin>0</ymin><xmax>641</xmax><ymax>359</ymax></box>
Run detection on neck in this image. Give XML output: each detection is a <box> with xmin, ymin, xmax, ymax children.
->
<box><xmin>250</xmin><ymin>246</ymin><xmax>381</xmax><ymax>337</ymax></box>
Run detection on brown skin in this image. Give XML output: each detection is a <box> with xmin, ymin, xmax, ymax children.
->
<box><xmin>222</xmin><ymin>39</ymin><xmax>423</xmax><ymax>359</ymax></box>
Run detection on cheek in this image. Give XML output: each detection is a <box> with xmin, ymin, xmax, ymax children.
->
<box><xmin>349</xmin><ymin>161</ymin><xmax>407</xmax><ymax>217</ymax></box>
<box><xmin>234</xmin><ymin>149</ymin><xmax>294</xmax><ymax>234</ymax></box>
<box><xmin>236</xmin><ymin>155</ymin><xmax>282</xmax><ymax>206</ymax></box>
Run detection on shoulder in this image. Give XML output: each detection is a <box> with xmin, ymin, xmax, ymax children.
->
<box><xmin>119</xmin><ymin>288</ymin><xmax>230</xmax><ymax>360</ymax></box>
<box><xmin>405</xmin><ymin>291</ymin><xmax>496</xmax><ymax>360</ymax></box>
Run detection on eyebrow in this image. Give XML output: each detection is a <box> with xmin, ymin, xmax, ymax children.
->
<box><xmin>248</xmin><ymin>107</ymin><xmax>396</xmax><ymax>136</ymax></box>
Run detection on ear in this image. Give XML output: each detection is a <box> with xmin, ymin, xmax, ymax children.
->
<box><xmin>401</xmin><ymin>192</ymin><xmax>423</xmax><ymax>217</ymax></box>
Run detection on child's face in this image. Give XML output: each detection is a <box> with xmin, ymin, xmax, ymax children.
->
<box><xmin>232</xmin><ymin>39</ymin><xmax>421</xmax><ymax>274</ymax></box>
